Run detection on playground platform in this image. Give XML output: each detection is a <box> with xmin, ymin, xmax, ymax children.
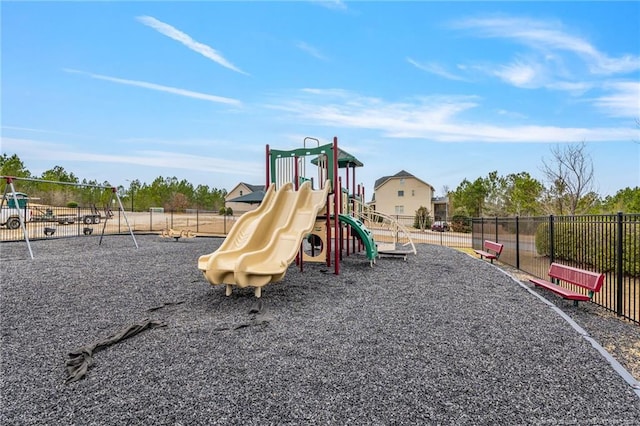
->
<box><xmin>1</xmin><ymin>235</ymin><xmax>639</xmax><ymax>424</ymax></box>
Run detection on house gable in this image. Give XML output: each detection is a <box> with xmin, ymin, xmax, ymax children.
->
<box><xmin>225</xmin><ymin>182</ymin><xmax>264</xmax><ymax>202</ymax></box>
<box><xmin>371</xmin><ymin>170</ymin><xmax>435</xmax><ymax>217</ymax></box>
<box><xmin>225</xmin><ymin>182</ymin><xmax>265</xmax><ymax>213</ymax></box>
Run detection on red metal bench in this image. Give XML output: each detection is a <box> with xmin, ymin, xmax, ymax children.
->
<box><xmin>529</xmin><ymin>263</ymin><xmax>605</xmax><ymax>306</ymax></box>
<box><xmin>473</xmin><ymin>240</ymin><xmax>503</xmax><ymax>264</ymax></box>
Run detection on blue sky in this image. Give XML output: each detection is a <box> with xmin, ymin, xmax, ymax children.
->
<box><xmin>2</xmin><ymin>1</ymin><xmax>639</xmax><ymax>199</ymax></box>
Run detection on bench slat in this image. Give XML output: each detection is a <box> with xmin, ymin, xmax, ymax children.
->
<box><xmin>529</xmin><ymin>278</ymin><xmax>591</xmax><ymax>301</ymax></box>
<box><xmin>473</xmin><ymin>250</ymin><xmax>497</xmax><ymax>260</ymax></box>
<box><xmin>548</xmin><ymin>263</ymin><xmax>604</xmax><ymax>293</ymax></box>
<box><xmin>474</xmin><ymin>240</ymin><xmax>503</xmax><ymax>263</ymax></box>
<box><xmin>529</xmin><ymin>263</ymin><xmax>604</xmax><ymax>305</ymax></box>
<box><xmin>483</xmin><ymin>240</ymin><xmax>503</xmax><ymax>255</ymax></box>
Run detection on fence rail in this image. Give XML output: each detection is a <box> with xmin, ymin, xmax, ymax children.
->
<box><xmin>472</xmin><ymin>214</ymin><xmax>640</xmax><ymax>324</ymax></box>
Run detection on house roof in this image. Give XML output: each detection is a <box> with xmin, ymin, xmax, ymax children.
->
<box><xmin>374</xmin><ymin>170</ymin><xmax>431</xmax><ymax>189</ymax></box>
<box><xmin>225</xmin><ymin>182</ymin><xmax>265</xmax><ymax>200</ymax></box>
<box><xmin>242</xmin><ymin>183</ymin><xmax>265</xmax><ymax>192</ymax></box>
<box><xmin>227</xmin><ymin>190</ymin><xmax>266</xmax><ymax>204</ymax></box>
<box><xmin>310</xmin><ymin>148</ymin><xmax>364</xmax><ymax>168</ymax></box>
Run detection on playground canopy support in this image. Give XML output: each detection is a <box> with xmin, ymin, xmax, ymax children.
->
<box><xmin>266</xmin><ymin>137</ymin><xmax>343</xmax><ymax>275</ymax></box>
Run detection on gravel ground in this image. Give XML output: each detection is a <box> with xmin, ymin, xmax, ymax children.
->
<box><xmin>1</xmin><ymin>234</ymin><xmax>640</xmax><ymax>425</ymax></box>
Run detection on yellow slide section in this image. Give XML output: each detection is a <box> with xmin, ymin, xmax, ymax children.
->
<box><xmin>198</xmin><ymin>180</ymin><xmax>329</xmax><ymax>296</ymax></box>
<box><xmin>198</xmin><ymin>182</ymin><xmax>294</xmax><ymax>285</ymax></box>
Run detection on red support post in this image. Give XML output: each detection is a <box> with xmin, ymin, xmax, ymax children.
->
<box><xmin>333</xmin><ymin>137</ymin><xmax>340</xmax><ymax>275</ymax></box>
<box><xmin>265</xmin><ymin>144</ymin><xmax>270</xmax><ymax>190</ymax></box>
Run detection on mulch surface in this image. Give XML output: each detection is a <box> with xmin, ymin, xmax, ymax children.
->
<box><xmin>1</xmin><ymin>235</ymin><xmax>639</xmax><ymax>425</ymax></box>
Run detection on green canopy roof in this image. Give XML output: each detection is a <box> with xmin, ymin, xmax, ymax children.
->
<box><xmin>310</xmin><ymin>148</ymin><xmax>363</xmax><ymax>168</ymax></box>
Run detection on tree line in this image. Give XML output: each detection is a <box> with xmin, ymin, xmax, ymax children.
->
<box><xmin>0</xmin><ymin>154</ymin><xmax>227</xmax><ymax>212</ymax></box>
<box><xmin>449</xmin><ymin>142</ymin><xmax>639</xmax><ymax>216</ymax></box>
<box><xmin>2</xmin><ymin>142</ymin><xmax>638</xmax><ymax>216</ymax></box>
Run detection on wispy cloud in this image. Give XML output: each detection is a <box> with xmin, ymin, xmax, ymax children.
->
<box><xmin>63</xmin><ymin>69</ymin><xmax>242</xmax><ymax>106</ymax></box>
<box><xmin>1</xmin><ymin>126</ymin><xmax>88</xmax><ymax>138</ymax></box>
<box><xmin>1</xmin><ymin>137</ymin><xmax>262</xmax><ymax>177</ymax></box>
<box><xmin>452</xmin><ymin>16</ymin><xmax>640</xmax><ymax>75</ymax></box>
<box><xmin>448</xmin><ymin>14</ymin><xmax>640</xmax><ymax>119</ymax></box>
<box><xmin>136</xmin><ymin>15</ymin><xmax>249</xmax><ymax>75</ymax></box>
<box><xmin>592</xmin><ymin>81</ymin><xmax>640</xmax><ymax>118</ymax></box>
<box><xmin>312</xmin><ymin>1</ymin><xmax>348</xmax><ymax>11</ymax></box>
<box><xmin>407</xmin><ymin>58</ymin><xmax>468</xmax><ymax>81</ymax></box>
<box><xmin>296</xmin><ymin>41</ymin><xmax>328</xmax><ymax>61</ymax></box>
<box><xmin>268</xmin><ymin>89</ymin><xmax>636</xmax><ymax>143</ymax></box>
<box><xmin>492</xmin><ymin>59</ymin><xmax>542</xmax><ymax>88</ymax></box>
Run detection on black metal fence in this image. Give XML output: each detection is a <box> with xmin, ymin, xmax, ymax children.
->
<box><xmin>2</xmin><ymin>209</ymin><xmax>474</xmax><ymax>248</ymax></box>
<box><xmin>472</xmin><ymin>214</ymin><xmax>640</xmax><ymax>324</ymax></box>
<box><xmin>12</xmin><ymin>207</ymin><xmax>637</xmax><ymax>323</ymax></box>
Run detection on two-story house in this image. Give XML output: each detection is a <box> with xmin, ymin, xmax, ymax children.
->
<box><xmin>369</xmin><ymin>170</ymin><xmax>449</xmax><ymax>220</ymax></box>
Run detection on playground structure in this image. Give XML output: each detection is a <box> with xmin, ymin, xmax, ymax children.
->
<box><xmin>198</xmin><ymin>136</ymin><xmax>417</xmax><ymax>297</ymax></box>
<box><xmin>0</xmin><ymin>176</ymin><xmax>137</xmax><ymax>259</ymax></box>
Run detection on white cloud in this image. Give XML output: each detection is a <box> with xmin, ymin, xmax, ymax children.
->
<box><xmin>493</xmin><ymin>60</ymin><xmax>541</xmax><ymax>88</ymax></box>
<box><xmin>592</xmin><ymin>81</ymin><xmax>640</xmax><ymax>118</ymax></box>
<box><xmin>407</xmin><ymin>58</ymin><xmax>468</xmax><ymax>81</ymax></box>
<box><xmin>63</xmin><ymin>69</ymin><xmax>242</xmax><ymax>106</ymax></box>
<box><xmin>267</xmin><ymin>89</ymin><xmax>636</xmax><ymax>143</ymax></box>
<box><xmin>136</xmin><ymin>15</ymin><xmax>249</xmax><ymax>75</ymax></box>
<box><xmin>296</xmin><ymin>41</ymin><xmax>328</xmax><ymax>61</ymax></box>
<box><xmin>452</xmin><ymin>16</ymin><xmax>640</xmax><ymax>76</ymax></box>
<box><xmin>312</xmin><ymin>1</ymin><xmax>348</xmax><ymax>11</ymax></box>
<box><xmin>1</xmin><ymin>137</ymin><xmax>262</xmax><ymax>177</ymax></box>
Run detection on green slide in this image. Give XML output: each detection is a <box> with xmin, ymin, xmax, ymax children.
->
<box><xmin>338</xmin><ymin>214</ymin><xmax>378</xmax><ymax>261</ymax></box>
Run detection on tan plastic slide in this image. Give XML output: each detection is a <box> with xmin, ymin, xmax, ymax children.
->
<box><xmin>196</xmin><ymin>183</ymin><xmax>278</xmax><ymax>280</ymax></box>
<box><xmin>198</xmin><ymin>180</ymin><xmax>329</xmax><ymax>297</ymax></box>
<box><xmin>198</xmin><ymin>182</ymin><xmax>291</xmax><ymax>285</ymax></box>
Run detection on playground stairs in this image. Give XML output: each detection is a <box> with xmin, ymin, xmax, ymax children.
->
<box><xmin>349</xmin><ymin>198</ymin><xmax>417</xmax><ymax>258</ymax></box>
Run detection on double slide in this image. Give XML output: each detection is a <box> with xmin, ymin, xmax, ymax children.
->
<box><xmin>198</xmin><ymin>181</ymin><xmax>329</xmax><ymax>295</ymax></box>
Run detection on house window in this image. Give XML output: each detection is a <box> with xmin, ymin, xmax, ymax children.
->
<box><xmin>239</xmin><ymin>190</ymin><xmax>243</xmax><ymax>196</ymax></box>
<box><xmin>398</xmin><ymin>190</ymin><xmax>404</xmax><ymax>197</ymax></box>
<box><xmin>412</xmin><ymin>190</ymin><xmax>415</xmax><ymax>196</ymax></box>
<box><xmin>400</xmin><ymin>178</ymin><xmax>405</xmax><ymax>185</ymax></box>
<box><xmin>395</xmin><ymin>205</ymin><xmax>404</xmax><ymax>214</ymax></box>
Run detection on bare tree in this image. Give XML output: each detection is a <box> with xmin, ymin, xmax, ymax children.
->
<box><xmin>541</xmin><ymin>141</ymin><xmax>595</xmax><ymax>215</ymax></box>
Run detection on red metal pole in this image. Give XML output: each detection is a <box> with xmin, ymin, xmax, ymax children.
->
<box><xmin>265</xmin><ymin>144</ymin><xmax>270</xmax><ymax>189</ymax></box>
<box><xmin>326</xmin><ymin>191</ymin><xmax>331</xmax><ymax>267</ymax></box>
<box><xmin>334</xmin><ymin>137</ymin><xmax>340</xmax><ymax>275</ymax></box>
<box><xmin>345</xmin><ymin>165</ymin><xmax>350</xmax><ymax>257</ymax></box>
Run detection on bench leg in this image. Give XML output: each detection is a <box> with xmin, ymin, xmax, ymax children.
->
<box><xmin>573</xmin><ymin>300</ymin><xmax>579</xmax><ymax>307</ymax></box>
<box><xmin>225</xmin><ymin>284</ymin><xmax>233</xmax><ymax>297</ymax></box>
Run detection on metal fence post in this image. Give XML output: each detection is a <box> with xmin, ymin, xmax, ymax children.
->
<box><xmin>549</xmin><ymin>215</ymin><xmax>555</xmax><ymax>265</ymax></box>
<box><xmin>515</xmin><ymin>216</ymin><xmax>520</xmax><ymax>270</ymax></box>
<box><xmin>616</xmin><ymin>211</ymin><xmax>623</xmax><ymax>317</ymax></box>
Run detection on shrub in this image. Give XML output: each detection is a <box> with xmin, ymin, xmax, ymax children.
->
<box><xmin>451</xmin><ymin>214</ymin><xmax>471</xmax><ymax>233</ymax></box>
<box><xmin>534</xmin><ymin>220</ymin><xmax>639</xmax><ymax>276</ymax></box>
<box><xmin>413</xmin><ymin>206</ymin><xmax>430</xmax><ymax>230</ymax></box>
<box><xmin>67</xmin><ymin>201</ymin><xmax>78</xmax><ymax>208</ymax></box>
